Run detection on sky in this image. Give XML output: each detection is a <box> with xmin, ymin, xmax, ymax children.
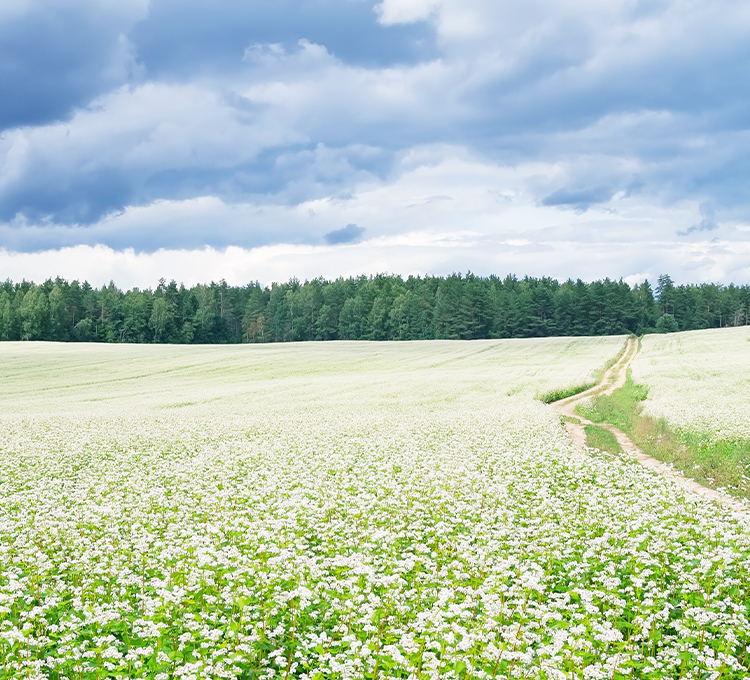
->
<box><xmin>1</xmin><ymin>0</ymin><xmax>750</xmax><ymax>288</ymax></box>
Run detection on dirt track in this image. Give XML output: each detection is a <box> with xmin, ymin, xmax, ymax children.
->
<box><xmin>550</xmin><ymin>337</ymin><xmax>748</xmax><ymax>514</ymax></box>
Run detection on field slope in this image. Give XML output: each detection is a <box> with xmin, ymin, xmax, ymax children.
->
<box><xmin>1</xmin><ymin>337</ymin><xmax>750</xmax><ymax>679</ymax></box>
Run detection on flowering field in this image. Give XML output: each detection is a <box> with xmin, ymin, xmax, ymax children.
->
<box><xmin>2</xmin><ymin>338</ymin><xmax>750</xmax><ymax>680</ymax></box>
<box><xmin>631</xmin><ymin>327</ymin><xmax>750</xmax><ymax>442</ymax></box>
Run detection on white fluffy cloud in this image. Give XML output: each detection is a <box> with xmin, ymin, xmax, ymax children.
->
<box><xmin>375</xmin><ymin>0</ymin><xmax>441</xmax><ymax>26</ymax></box>
<box><xmin>3</xmin><ymin>232</ymin><xmax>748</xmax><ymax>291</ymax></box>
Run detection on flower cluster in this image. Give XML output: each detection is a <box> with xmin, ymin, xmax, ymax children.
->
<box><xmin>1</xmin><ymin>337</ymin><xmax>748</xmax><ymax>679</ymax></box>
<box><xmin>632</xmin><ymin>327</ymin><xmax>750</xmax><ymax>442</ymax></box>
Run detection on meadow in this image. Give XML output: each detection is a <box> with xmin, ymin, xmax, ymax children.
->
<box><xmin>576</xmin><ymin>327</ymin><xmax>750</xmax><ymax>495</ymax></box>
<box><xmin>1</xmin><ymin>337</ymin><xmax>750</xmax><ymax>679</ymax></box>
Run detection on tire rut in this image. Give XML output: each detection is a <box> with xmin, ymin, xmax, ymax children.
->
<box><xmin>549</xmin><ymin>337</ymin><xmax>748</xmax><ymax>514</ymax></box>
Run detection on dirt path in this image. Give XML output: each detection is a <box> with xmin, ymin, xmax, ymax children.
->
<box><xmin>550</xmin><ymin>337</ymin><xmax>748</xmax><ymax>514</ymax></box>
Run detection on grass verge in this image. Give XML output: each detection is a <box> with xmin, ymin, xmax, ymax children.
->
<box><xmin>538</xmin><ymin>382</ymin><xmax>596</xmax><ymax>404</ymax></box>
<box><xmin>584</xmin><ymin>424</ymin><xmax>622</xmax><ymax>455</ymax></box>
<box><xmin>577</xmin><ymin>374</ymin><xmax>750</xmax><ymax>498</ymax></box>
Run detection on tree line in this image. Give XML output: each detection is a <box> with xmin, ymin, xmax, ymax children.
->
<box><xmin>0</xmin><ymin>273</ymin><xmax>747</xmax><ymax>344</ymax></box>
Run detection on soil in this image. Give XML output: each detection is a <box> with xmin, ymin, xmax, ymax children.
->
<box><xmin>549</xmin><ymin>337</ymin><xmax>748</xmax><ymax>515</ymax></box>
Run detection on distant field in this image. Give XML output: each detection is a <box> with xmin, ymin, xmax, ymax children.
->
<box><xmin>0</xmin><ymin>336</ymin><xmax>623</xmax><ymax>415</ymax></box>
<box><xmin>2</xmin><ymin>337</ymin><xmax>750</xmax><ymax>679</ymax></box>
<box><xmin>632</xmin><ymin>326</ymin><xmax>750</xmax><ymax>441</ymax></box>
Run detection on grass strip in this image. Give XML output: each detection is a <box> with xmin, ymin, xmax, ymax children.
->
<box><xmin>538</xmin><ymin>382</ymin><xmax>596</xmax><ymax>404</ymax></box>
<box><xmin>538</xmin><ymin>336</ymin><xmax>633</xmax><ymax>404</ymax></box>
<box><xmin>577</xmin><ymin>374</ymin><xmax>750</xmax><ymax>498</ymax></box>
<box><xmin>583</xmin><ymin>424</ymin><xmax>622</xmax><ymax>455</ymax></box>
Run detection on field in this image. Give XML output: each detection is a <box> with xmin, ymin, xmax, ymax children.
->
<box><xmin>611</xmin><ymin>327</ymin><xmax>750</xmax><ymax>494</ymax></box>
<box><xmin>631</xmin><ymin>327</ymin><xmax>750</xmax><ymax>442</ymax></box>
<box><xmin>2</xmin><ymin>337</ymin><xmax>750</xmax><ymax>679</ymax></box>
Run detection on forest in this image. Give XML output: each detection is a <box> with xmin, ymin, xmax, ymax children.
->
<box><xmin>1</xmin><ymin>273</ymin><xmax>747</xmax><ymax>344</ymax></box>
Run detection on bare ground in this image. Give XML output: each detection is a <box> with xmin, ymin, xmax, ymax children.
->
<box><xmin>550</xmin><ymin>337</ymin><xmax>748</xmax><ymax>514</ymax></box>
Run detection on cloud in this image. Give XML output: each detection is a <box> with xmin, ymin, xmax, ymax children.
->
<box><xmin>375</xmin><ymin>0</ymin><xmax>440</xmax><ymax>26</ymax></box>
<box><xmin>0</xmin><ymin>145</ymin><xmax>746</xmax><ymax>272</ymax></box>
<box><xmin>541</xmin><ymin>186</ymin><xmax>614</xmax><ymax>212</ymax></box>
<box><xmin>0</xmin><ymin>0</ymin><xmax>437</xmax><ymax>133</ymax></box>
<box><xmin>0</xmin><ymin>0</ymin><xmax>148</xmax><ymax>131</ymax></box>
<box><xmin>0</xmin><ymin>40</ymin><xmax>460</xmax><ymax>225</ymax></box>
<box><xmin>3</xmin><ymin>233</ymin><xmax>750</xmax><ymax>292</ymax></box>
<box><xmin>0</xmin><ymin>80</ymin><xmax>307</xmax><ymax>224</ymax></box>
<box><xmin>132</xmin><ymin>0</ymin><xmax>437</xmax><ymax>77</ymax></box>
<box><xmin>677</xmin><ymin>202</ymin><xmax>718</xmax><ymax>236</ymax></box>
<box><xmin>2</xmin><ymin>0</ymin><xmax>750</xmax><ymax>285</ymax></box>
<box><xmin>324</xmin><ymin>223</ymin><xmax>365</xmax><ymax>245</ymax></box>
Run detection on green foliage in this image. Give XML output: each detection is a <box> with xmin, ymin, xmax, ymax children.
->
<box><xmin>576</xmin><ymin>376</ymin><xmax>649</xmax><ymax>433</ymax></box>
<box><xmin>0</xmin><ymin>272</ymin><xmax>748</xmax><ymax>344</ymax></box>
<box><xmin>19</xmin><ymin>285</ymin><xmax>48</xmax><ymax>340</ymax></box>
<box><xmin>655</xmin><ymin>313</ymin><xmax>679</xmax><ymax>333</ymax></box>
<box><xmin>338</xmin><ymin>296</ymin><xmax>366</xmax><ymax>340</ymax></box>
<box><xmin>538</xmin><ymin>382</ymin><xmax>597</xmax><ymax>404</ymax></box>
<box><xmin>584</xmin><ymin>424</ymin><xmax>622</xmax><ymax>454</ymax></box>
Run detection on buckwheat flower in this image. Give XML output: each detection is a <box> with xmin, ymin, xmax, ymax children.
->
<box><xmin>4</xmin><ymin>338</ymin><xmax>750</xmax><ymax>678</ymax></box>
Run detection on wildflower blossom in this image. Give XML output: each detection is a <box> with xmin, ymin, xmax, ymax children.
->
<box><xmin>0</xmin><ymin>338</ymin><xmax>748</xmax><ymax>678</ymax></box>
